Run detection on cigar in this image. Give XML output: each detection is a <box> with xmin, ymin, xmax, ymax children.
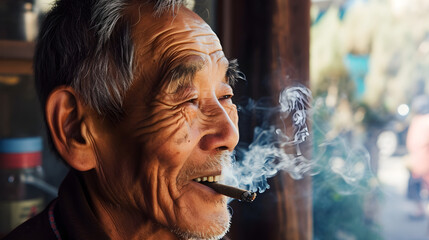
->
<box><xmin>201</xmin><ymin>182</ymin><xmax>257</xmax><ymax>202</ymax></box>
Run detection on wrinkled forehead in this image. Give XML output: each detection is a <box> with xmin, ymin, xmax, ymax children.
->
<box><xmin>132</xmin><ymin>6</ymin><xmax>227</xmax><ymax>75</ymax></box>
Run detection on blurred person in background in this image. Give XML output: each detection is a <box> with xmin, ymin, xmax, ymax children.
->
<box><xmin>406</xmin><ymin>95</ymin><xmax>429</xmax><ymax>220</ymax></box>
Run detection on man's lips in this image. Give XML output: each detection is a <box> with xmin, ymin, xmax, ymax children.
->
<box><xmin>189</xmin><ymin>175</ymin><xmax>221</xmax><ymax>196</ymax></box>
<box><xmin>188</xmin><ymin>174</ymin><xmax>224</xmax><ymax>195</ymax></box>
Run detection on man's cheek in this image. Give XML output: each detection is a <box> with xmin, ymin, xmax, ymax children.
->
<box><xmin>141</xmin><ymin>109</ymin><xmax>199</xmax><ymax>164</ymax></box>
<box><xmin>132</xmin><ymin>109</ymin><xmax>186</xmax><ymax>144</ymax></box>
<box><xmin>137</xmin><ymin>166</ymin><xmax>175</xmax><ymax>225</ymax></box>
<box><xmin>156</xmin><ymin>108</ymin><xmax>199</xmax><ymax>149</ymax></box>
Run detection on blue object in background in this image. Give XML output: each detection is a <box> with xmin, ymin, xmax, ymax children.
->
<box><xmin>344</xmin><ymin>53</ymin><xmax>370</xmax><ymax>99</ymax></box>
<box><xmin>0</xmin><ymin>137</ymin><xmax>43</xmax><ymax>153</ymax></box>
<box><xmin>312</xmin><ymin>0</ymin><xmax>370</xmax><ymax>24</ymax></box>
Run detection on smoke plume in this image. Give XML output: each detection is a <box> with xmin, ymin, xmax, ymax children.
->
<box><xmin>222</xmin><ymin>85</ymin><xmax>313</xmax><ymax>194</ymax></box>
<box><xmin>222</xmin><ymin>85</ymin><xmax>377</xmax><ymax>200</ymax></box>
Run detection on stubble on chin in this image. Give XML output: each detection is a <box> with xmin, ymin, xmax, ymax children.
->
<box><xmin>169</xmin><ymin>209</ymin><xmax>231</xmax><ymax>240</ymax></box>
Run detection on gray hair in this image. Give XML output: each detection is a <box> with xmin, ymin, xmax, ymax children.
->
<box><xmin>35</xmin><ymin>0</ymin><xmax>186</xmax><ymax>121</ymax></box>
<box><xmin>34</xmin><ymin>0</ymin><xmax>185</xmax><ymax>159</ymax></box>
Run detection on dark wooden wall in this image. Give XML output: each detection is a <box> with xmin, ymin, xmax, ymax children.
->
<box><xmin>216</xmin><ymin>0</ymin><xmax>312</xmax><ymax>239</ymax></box>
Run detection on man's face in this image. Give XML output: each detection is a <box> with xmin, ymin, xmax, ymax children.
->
<box><xmin>90</xmin><ymin>6</ymin><xmax>239</xmax><ymax>239</ymax></box>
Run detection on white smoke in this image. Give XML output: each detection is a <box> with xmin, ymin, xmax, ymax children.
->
<box><xmin>222</xmin><ymin>85</ymin><xmax>314</xmax><ymax>194</ymax></box>
<box><xmin>222</xmin><ymin>85</ymin><xmax>377</xmax><ymax>200</ymax></box>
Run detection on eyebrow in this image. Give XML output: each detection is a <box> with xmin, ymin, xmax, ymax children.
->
<box><xmin>166</xmin><ymin>56</ymin><xmax>206</xmax><ymax>94</ymax></box>
<box><xmin>165</xmin><ymin>58</ymin><xmax>244</xmax><ymax>95</ymax></box>
<box><xmin>226</xmin><ymin>59</ymin><xmax>245</xmax><ymax>87</ymax></box>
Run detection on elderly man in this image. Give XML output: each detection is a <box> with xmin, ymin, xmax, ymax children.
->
<box><xmin>5</xmin><ymin>0</ymin><xmax>241</xmax><ymax>239</ymax></box>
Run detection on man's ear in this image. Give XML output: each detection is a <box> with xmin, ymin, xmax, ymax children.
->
<box><xmin>45</xmin><ymin>86</ymin><xmax>97</xmax><ymax>171</ymax></box>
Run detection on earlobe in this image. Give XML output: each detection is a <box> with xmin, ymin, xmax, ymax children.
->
<box><xmin>45</xmin><ymin>86</ymin><xmax>97</xmax><ymax>171</ymax></box>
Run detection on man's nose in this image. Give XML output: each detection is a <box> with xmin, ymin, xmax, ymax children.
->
<box><xmin>199</xmin><ymin>102</ymin><xmax>239</xmax><ymax>152</ymax></box>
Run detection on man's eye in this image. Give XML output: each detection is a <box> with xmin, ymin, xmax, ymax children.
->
<box><xmin>186</xmin><ymin>98</ymin><xmax>198</xmax><ymax>104</ymax></box>
<box><xmin>180</xmin><ymin>98</ymin><xmax>198</xmax><ymax>107</ymax></box>
<box><xmin>219</xmin><ymin>95</ymin><xmax>233</xmax><ymax>100</ymax></box>
<box><xmin>172</xmin><ymin>98</ymin><xmax>198</xmax><ymax>110</ymax></box>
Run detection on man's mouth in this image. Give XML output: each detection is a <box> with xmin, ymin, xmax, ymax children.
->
<box><xmin>192</xmin><ymin>175</ymin><xmax>222</xmax><ymax>183</ymax></box>
<box><xmin>192</xmin><ymin>175</ymin><xmax>257</xmax><ymax>202</ymax></box>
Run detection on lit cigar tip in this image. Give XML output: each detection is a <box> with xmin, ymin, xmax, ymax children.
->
<box><xmin>241</xmin><ymin>191</ymin><xmax>257</xmax><ymax>202</ymax></box>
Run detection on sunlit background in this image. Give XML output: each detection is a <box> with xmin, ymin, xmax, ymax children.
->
<box><xmin>311</xmin><ymin>0</ymin><xmax>429</xmax><ymax>239</ymax></box>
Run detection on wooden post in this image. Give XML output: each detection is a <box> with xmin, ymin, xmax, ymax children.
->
<box><xmin>269</xmin><ymin>0</ymin><xmax>312</xmax><ymax>240</ymax></box>
<box><xmin>217</xmin><ymin>0</ymin><xmax>312</xmax><ymax>239</ymax></box>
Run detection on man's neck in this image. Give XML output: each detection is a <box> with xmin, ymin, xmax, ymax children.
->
<box><xmin>82</xmin><ymin>174</ymin><xmax>178</xmax><ymax>240</ymax></box>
